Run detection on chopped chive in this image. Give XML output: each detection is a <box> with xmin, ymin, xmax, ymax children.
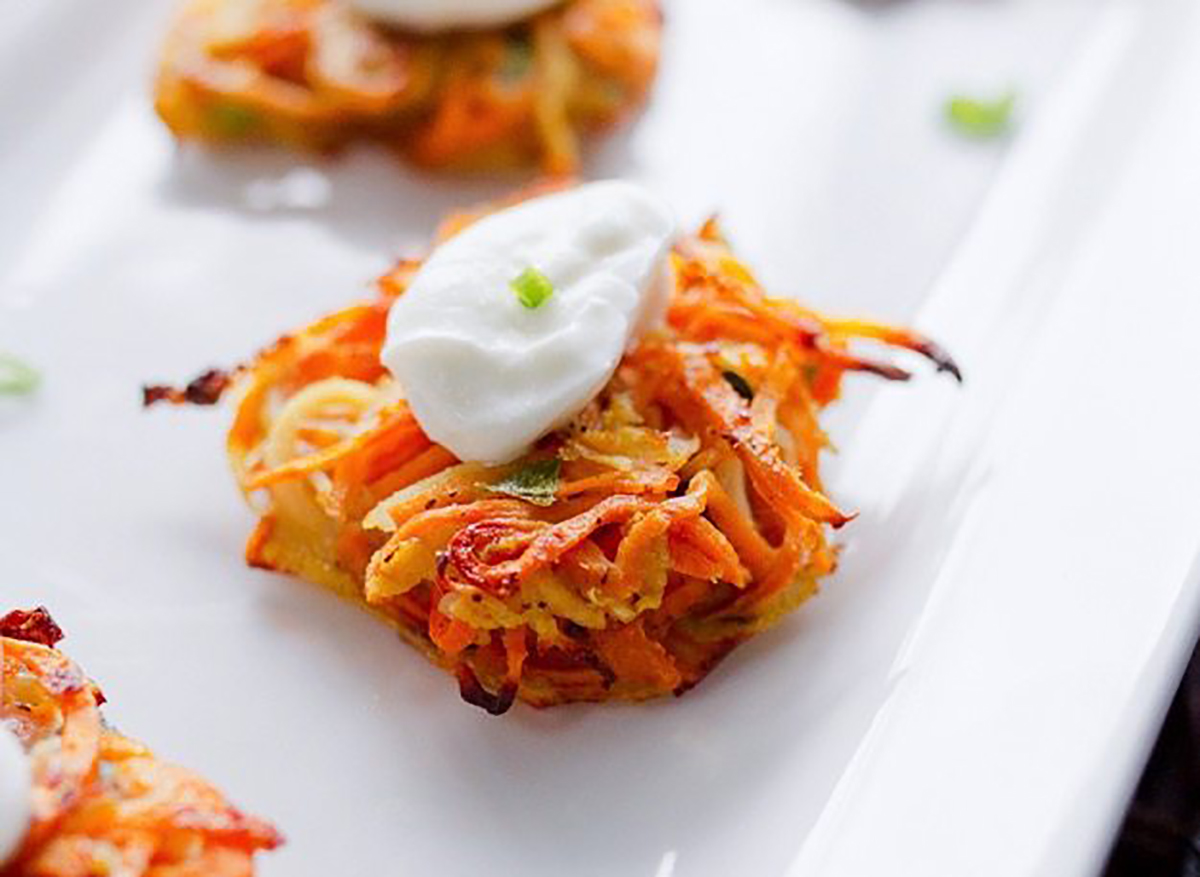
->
<box><xmin>510</xmin><ymin>266</ymin><xmax>555</xmax><ymax>309</ymax></box>
<box><xmin>944</xmin><ymin>91</ymin><xmax>1016</xmax><ymax>139</ymax></box>
<box><xmin>0</xmin><ymin>353</ymin><xmax>40</xmax><ymax>396</ymax></box>
<box><xmin>722</xmin><ymin>370</ymin><xmax>754</xmax><ymax>401</ymax></box>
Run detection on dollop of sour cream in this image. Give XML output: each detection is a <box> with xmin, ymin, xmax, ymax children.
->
<box><xmin>0</xmin><ymin>724</ymin><xmax>31</xmax><ymax>866</ymax></box>
<box><xmin>348</xmin><ymin>0</ymin><xmax>562</xmax><ymax>33</ymax></box>
<box><xmin>382</xmin><ymin>181</ymin><xmax>676</xmax><ymax>464</ymax></box>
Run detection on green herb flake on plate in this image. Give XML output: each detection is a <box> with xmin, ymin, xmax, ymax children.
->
<box><xmin>945</xmin><ymin>91</ymin><xmax>1017</xmax><ymax>139</ymax></box>
<box><xmin>0</xmin><ymin>353</ymin><xmax>40</xmax><ymax>396</ymax></box>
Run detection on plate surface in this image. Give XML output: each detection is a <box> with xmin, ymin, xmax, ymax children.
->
<box><xmin>7</xmin><ymin>1</ymin><xmax>1196</xmax><ymax>876</ymax></box>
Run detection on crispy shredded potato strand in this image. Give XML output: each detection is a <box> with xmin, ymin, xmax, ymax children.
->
<box><xmin>171</xmin><ymin>202</ymin><xmax>958</xmax><ymax>713</ymax></box>
<box><xmin>0</xmin><ymin>610</ymin><xmax>281</xmax><ymax>875</ymax></box>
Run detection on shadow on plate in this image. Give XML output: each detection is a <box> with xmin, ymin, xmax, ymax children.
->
<box><xmin>155</xmin><ymin>143</ymin><xmax>518</xmax><ymax>257</ymax></box>
<box><xmin>153</xmin><ymin>114</ymin><xmax>648</xmax><ymax>256</ymax></box>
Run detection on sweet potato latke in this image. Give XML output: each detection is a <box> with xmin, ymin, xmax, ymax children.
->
<box><xmin>0</xmin><ymin>608</ymin><xmax>281</xmax><ymax>876</ymax></box>
<box><xmin>154</xmin><ymin>0</ymin><xmax>661</xmax><ymax>174</ymax></box>
<box><xmin>144</xmin><ymin>205</ymin><xmax>958</xmax><ymax>715</ymax></box>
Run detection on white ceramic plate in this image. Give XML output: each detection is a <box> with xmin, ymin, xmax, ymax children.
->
<box><xmin>5</xmin><ymin>1</ymin><xmax>1199</xmax><ymax>875</ymax></box>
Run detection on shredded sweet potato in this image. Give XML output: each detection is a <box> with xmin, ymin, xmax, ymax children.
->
<box><xmin>147</xmin><ymin>196</ymin><xmax>958</xmax><ymax>713</ymax></box>
<box><xmin>1</xmin><ymin>610</ymin><xmax>280</xmax><ymax>875</ymax></box>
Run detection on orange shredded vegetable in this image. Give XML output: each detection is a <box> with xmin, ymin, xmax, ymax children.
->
<box><xmin>0</xmin><ymin>608</ymin><xmax>281</xmax><ymax>876</ymax></box>
<box><xmin>154</xmin><ymin>0</ymin><xmax>661</xmax><ymax>174</ymax></box>
<box><xmin>146</xmin><ymin>193</ymin><xmax>958</xmax><ymax>714</ymax></box>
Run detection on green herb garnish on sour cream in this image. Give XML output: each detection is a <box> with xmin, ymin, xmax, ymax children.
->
<box><xmin>510</xmin><ymin>267</ymin><xmax>555</xmax><ymax>309</ymax></box>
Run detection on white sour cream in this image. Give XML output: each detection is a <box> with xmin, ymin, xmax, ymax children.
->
<box><xmin>382</xmin><ymin>181</ymin><xmax>676</xmax><ymax>463</ymax></box>
<box><xmin>0</xmin><ymin>724</ymin><xmax>30</xmax><ymax>866</ymax></box>
<box><xmin>348</xmin><ymin>0</ymin><xmax>562</xmax><ymax>33</ymax></box>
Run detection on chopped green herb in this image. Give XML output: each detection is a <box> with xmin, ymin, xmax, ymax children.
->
<box><xmin>945</xmin><ymin>91</ymin><xmax>1016</xmax><ymax>139</ymax></box>
<box><xmin>0</xmin><ymin>353</ymin><xmax>40</xmax><ymax>396</ymax></box>
<box><xmin>510</xmin><ymin>267</ymin><xmax>555</xmax><ymax>309</ymax></box>
<box><xmin>487</xmin><ymin>458</ymin><xmax>561</xmax><ymax>506</ymax></box>
<box><xmin>209</xmin><ymin>103</ymin><xmax>261</xmax><ymax>138</ymax></box>
<box><xmin>722</xmin><ymin>370</ymin><xmax>754</xmax><ymax>401</ymax></box>
<box><xmin>499</xmin><ymin>36</ymin><xmax>534</xmax><ymax>83</ymax></box>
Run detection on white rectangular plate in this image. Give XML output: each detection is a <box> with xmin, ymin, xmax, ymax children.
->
<box><xmin>5</xmin><ymin>1</ymin><xmax>1198</xmax><ymax>876</ymax></box>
